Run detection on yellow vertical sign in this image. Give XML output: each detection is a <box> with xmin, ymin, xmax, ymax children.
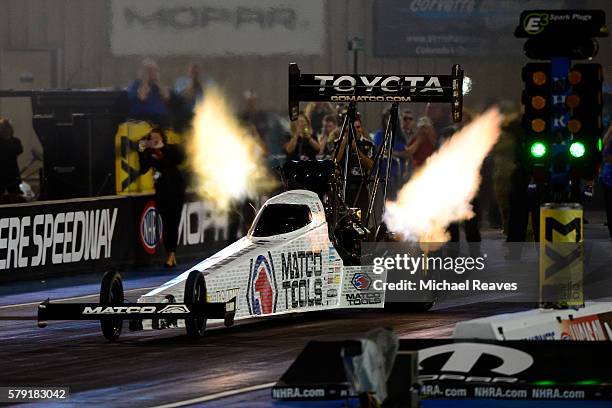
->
<box><xmin>539</xmin><ymin>203</ymin><xmax>584</xmax><ymax>309</ymax></box>
<box><xmin>114</xmin><ymin>122</ymin><xmax>184</xmax><ymax>194</ymax></box>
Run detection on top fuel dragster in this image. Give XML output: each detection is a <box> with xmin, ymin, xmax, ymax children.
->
<box><xmin>37</xmin><ymin>63</ymin><xmax>464</xmax><ymax>341</ymax></box>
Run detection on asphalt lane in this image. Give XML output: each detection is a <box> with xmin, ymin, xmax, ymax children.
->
<box><xmin>1</xmin><ymin>221</ymin><xmax>609</xmax><ymax>407</ymax></box>
<box><xmin>0</xmin><ymin>282</ymin><xmax>523</xmax><ymax>407</ymax></box>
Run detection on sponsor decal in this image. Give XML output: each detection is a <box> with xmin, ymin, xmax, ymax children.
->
<box><xmin>345</xmin><ymin>292</ymin><xmax>382</xmax><ymax>306</ymax></box>
<box><xmin>178</xmin><ymin>201</ymin><xmax>228</xmax><ymax>246</ymax></box>
<box><xmin>313</xmin><ymin>75</ymin><xmax>443</xmax><ymax>94</ymax></box>
<box><xmin>351</xmin><ymin>273</ymin><xmax>372</xmax><ymax>291</ymax></box>
<box><xmin>0</xmin><ymin>208</ymin><xmax>118</xmax><ymax>269</ymax></box>
<box><xmin>208</xmin><ymin>287</ymin><xmax>240</xmax><ymax>303</ymax></box>
<box><xmin>523</xmin><ymin>331</ymin><xmax>556</xmax><ymax>341</ymax></box>
<box><xmin>326</xmin><ymin>288</ymin><xmax>338</xmax><ymax>298</ymax></box>
<box><xmin>281</xmin><ymin>250</ymin><xmax>323</xmax><ymax>309</ymax></box>
<box><xmin>544</xmin><ymin>217</ymin><xmax>581</xmax><ymax>243</ymax></box>
<box><xmin>328</xmin><ymin>247</ymin><xmax>337</xmax><ymax>261</ymax></box>
<box><xmin>326</xmin><ymin>274</ymin><xmax>340</xmax><ymax>285</ymax></box>
<box><xmin>82</xmin><ymin>306</ymin><xmax>157</xmax><ymax>314</ymax></box>
<box><xmin>246</xmin><ymin>252</ymin><xmax>278</xmax><ymax>315</ymax></box>
<box><xmin>331</xmin><ymin>95</ymin><xmax>412</xmax><ymax>103</ymax></box>
<box><xmin>140</xmin><ymin>201</ymin><xmax>163</xmax><ymax>254</ymax></box>
<box><xmin>419</xmin><ymin>343</ymin><xmax>534</xmax><ymax>383</ymax></box>
<box><xmin>560</xmin><ymin>315</ymin><xmax>609</xmax><ymax>341</ymax></box>
<box><xmin>158</xmin><ymin>304</ymin><xmax>190</xmax><ymax>314</ymax></box>
<box><xmin>540</xmin><ymin>212</ymin><xmax>583</xmax><ymax>307</ymax></box>
<box><xmin>523</xmin><ymin>13</ymin><xmax>549</xmax><ymax>35</ymax></box>
<box><xmin>598</xmin><ymin>312</ymin><xmax>612</xmax><ymax>339</ymax></box>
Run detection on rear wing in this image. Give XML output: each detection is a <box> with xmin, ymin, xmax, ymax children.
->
<box><xmin>289</xmin><ymin>63</ymin><xmax>464</xmax><ymax>122</ymax></box>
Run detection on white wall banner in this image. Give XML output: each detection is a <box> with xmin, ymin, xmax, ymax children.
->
<box><xmin>110</xmin><ymin>0</ymin><xmax>325</xmax><ymax>56</ymax></box>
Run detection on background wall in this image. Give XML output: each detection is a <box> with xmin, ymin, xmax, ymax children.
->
<box><xmin>0</xmin><ymin>0</ymin><xmax>610</xmax><ymax>139</ymax></box>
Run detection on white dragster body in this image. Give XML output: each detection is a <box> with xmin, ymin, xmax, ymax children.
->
<box><xmin>137</xmin><ymin>190</ymin><xmax>385</xmax><ymax>330</ymax></box>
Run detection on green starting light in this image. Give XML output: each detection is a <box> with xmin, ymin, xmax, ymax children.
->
<box><xmin>598</xmin><ymin>138</ymin><xmax>603</xmax><ymax>152</ymax></box>
<box><xmin>534</xmin><ymin>380</ymin><xmax>557</xmax><ymax>386</ymax></box>
<box><xmin>530</xmin><ymin>141</ymin><xmax>547</xmax><ymax>158</ymax></box>
<box><xmin>575</xmin><ymin>379</ymin><xmax>601</xmax><ymax>386</ymax></box>
<box><xmin>569</xmin><ymin>141</ymin><xmax>586</xmax><ymax>158</ymax></box>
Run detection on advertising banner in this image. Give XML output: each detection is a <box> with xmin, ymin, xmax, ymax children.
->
<box><xmin>0</xmin><ymin>197</ymin><xmax>131</xmax><ymax>282</ymax></box>
<box><xmin>130</xmin><ymin>193</ymin><xmax>229</xmax><ymax>264</ymax></box>
<box><xmin>0</xmin><ymin>193</ymin><xmax>230</xmax><ymax>282</ymax></box>
<box><xmin>373</xmin><ymin>0</ymin><xmax>566</xmax><ymax>57</ymax></box>
<box><xmin>274</xmin><ymin>339</ymin><xmax>612</xmax><ymax>402</ymax></box>
<box><xmin>110</xmin><ymin>0</ymin><xmax>325</xmax><ymax>56</ymax></box>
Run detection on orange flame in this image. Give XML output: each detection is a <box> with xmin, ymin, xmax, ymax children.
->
<box><xmin>187</xmin><ymin>87</ymin><xmax>276</xmax><ymax>212</ymax></box>
<box><xmin>384</xmin><ymin>108</ymin><xmax>502</xmax><ymax>243</ymax></box>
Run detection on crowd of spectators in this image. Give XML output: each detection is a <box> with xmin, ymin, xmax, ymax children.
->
<box><xmin>47</xmin><ymin>57</ymin><xmax>612</xmax><ymax>245</ymax></box>
<box><xmin>283</xmin><ymin>101</ymin><xmax>503</xmax><ymax>245</ymax></box>
<box><xmin>126</xmin><ymin>58</ymin><xmax>216</xmax><ymax>132</ymax></box>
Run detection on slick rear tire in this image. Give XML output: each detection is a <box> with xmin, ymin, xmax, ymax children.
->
<box><xmin>184</xmin><ymin>271</ymin><xmax>207</xmax><ymax>339</ymax></box>
<box><xmin>100</xmin><ymin>270</ymin><xmax>124</xmax><ymax>342</ymax></box>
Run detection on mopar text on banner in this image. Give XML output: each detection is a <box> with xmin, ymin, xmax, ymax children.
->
<box><xmin>110</xmin><ymin>0</ymin><xmax>325</xmax><ymax>56</ymax></box>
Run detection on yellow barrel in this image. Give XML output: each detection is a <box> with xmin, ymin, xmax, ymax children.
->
<box><xmin>539</xmin><ymin>203</ymin><xmax>584</xmax><ymax>309</ymax></box>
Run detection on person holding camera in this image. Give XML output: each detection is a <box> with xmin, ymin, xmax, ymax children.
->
<box><xmin>283</xmin><ymin>113</ymin><xmax>320</xmax><ymax>162</ymax></box>
<box><xmin>0</xmin><ymin>119</ymin><xmax>23</xmax><ymax>202</ymax></box>
<box><xmin>138</xmin><ymin>128</ymin><xmax>185</xmax><ymax>267</ymax></box>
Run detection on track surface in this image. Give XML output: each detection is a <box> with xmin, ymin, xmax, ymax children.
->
<box><xmin>1</xmin><ymin>221</ymin><xmax>609</xmax><ymax>407</ymax></box>
<box><xmin>0</xmin><ymin>272</ymin><xmax>523</xmax><ymax>408</ymax></box>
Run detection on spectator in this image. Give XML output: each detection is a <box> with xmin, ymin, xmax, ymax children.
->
<box><xmin>174</xmin><ymin>62</ymin><xmax>214</xmax><ymax>110</ymax></box>
<box><xmin>400</xmin><ymin>109</ymin><xmax>417</xmax><ymax>141</ymax></box>
<box><xmin>406</xmin><ymin>116</ymin><xmax>436</xmax><ymax>171</ymax></box>
<box><xmin>284</xmin><ymin>113</ymin><xmax>320</xmax><ymax>162</ymax></box>
<box><xmin>334</xmin><ymin>116</ymin><xmax>374</xmax><ymax>213</ymax></box>
<box><xmin>0</xmin><ymin>119</ymin><xmax>23</xmax><ymax>203</ymax></box>
<box><xmin>601</xmin><ymin>125</ymin><xmax>612</xmax><ymax>240</ymax></box>
<box><xmin>239</xmin><ymin>90</ymin><xmax>290</xmax><ymax>159</ymax></box>
<box><xmin>138</xmin><ymin>128</ymin><xmax>186</xmax><ymax>267</ymax></box>
<box><xmin>317</xmin><ymin>114</ymin><xmax>338</xmax><ymax>157</ymax></box>
<box><xmin>493</xmin><ymin>112</ymin><xmax>520</xmax><ymax>236</ymax></box>
<box><xmin>127</xmin><ymin>58</ymin><xmax>170</xmax><ymax>124</ymax></box>
<box><xmin>304</xmin><ymin>102</ymin><xmax>336</xmax><ymax>138</ymax></box>
<box><xmin>444</xmin><ymin>112</ymin><xmax>481</xmax><ymax>256</ymax></box>
<box><xmin>425</xmin><ymin>103</ymin><xmax>454</xmax><ymax>147</ymax></box>
<box><xmin>373</xmin><ymin>108</ymin><xmax>412</xmax><ymax>199</ymax></box>
<box><xmin>168</xmin><ymin>62</ymin><xmax>215</xmax><ymax>131</ymax></box>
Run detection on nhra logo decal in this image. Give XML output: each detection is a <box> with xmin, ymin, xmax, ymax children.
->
<box><xmin>351</xmin><ymin>273</ymin><xmax>372</xmax><ymax>290</ymax></box>
<box><xmin>140</xmin><ymin>201</ymin><xmax>163</xmax><ymax>254</ymax></box>
<box><xmin>247</xmin><ymin>252</ymin><xmax>278</xmax><ymax>315</ymax></box>
<box><xmin>158</xmin><ymin>305</ymin><xmax>190</xmax><ymax>314</ymax></box>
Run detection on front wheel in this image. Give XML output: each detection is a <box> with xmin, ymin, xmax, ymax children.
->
<box><xmin>184</xmin><ymin>271</ymin><xmax>207</xmax><ymax>339</ymax></box>
<box><xmin>100</xmin><ymin>270</ymin><xmax>124</xmax><ymax>342</ymax></box>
